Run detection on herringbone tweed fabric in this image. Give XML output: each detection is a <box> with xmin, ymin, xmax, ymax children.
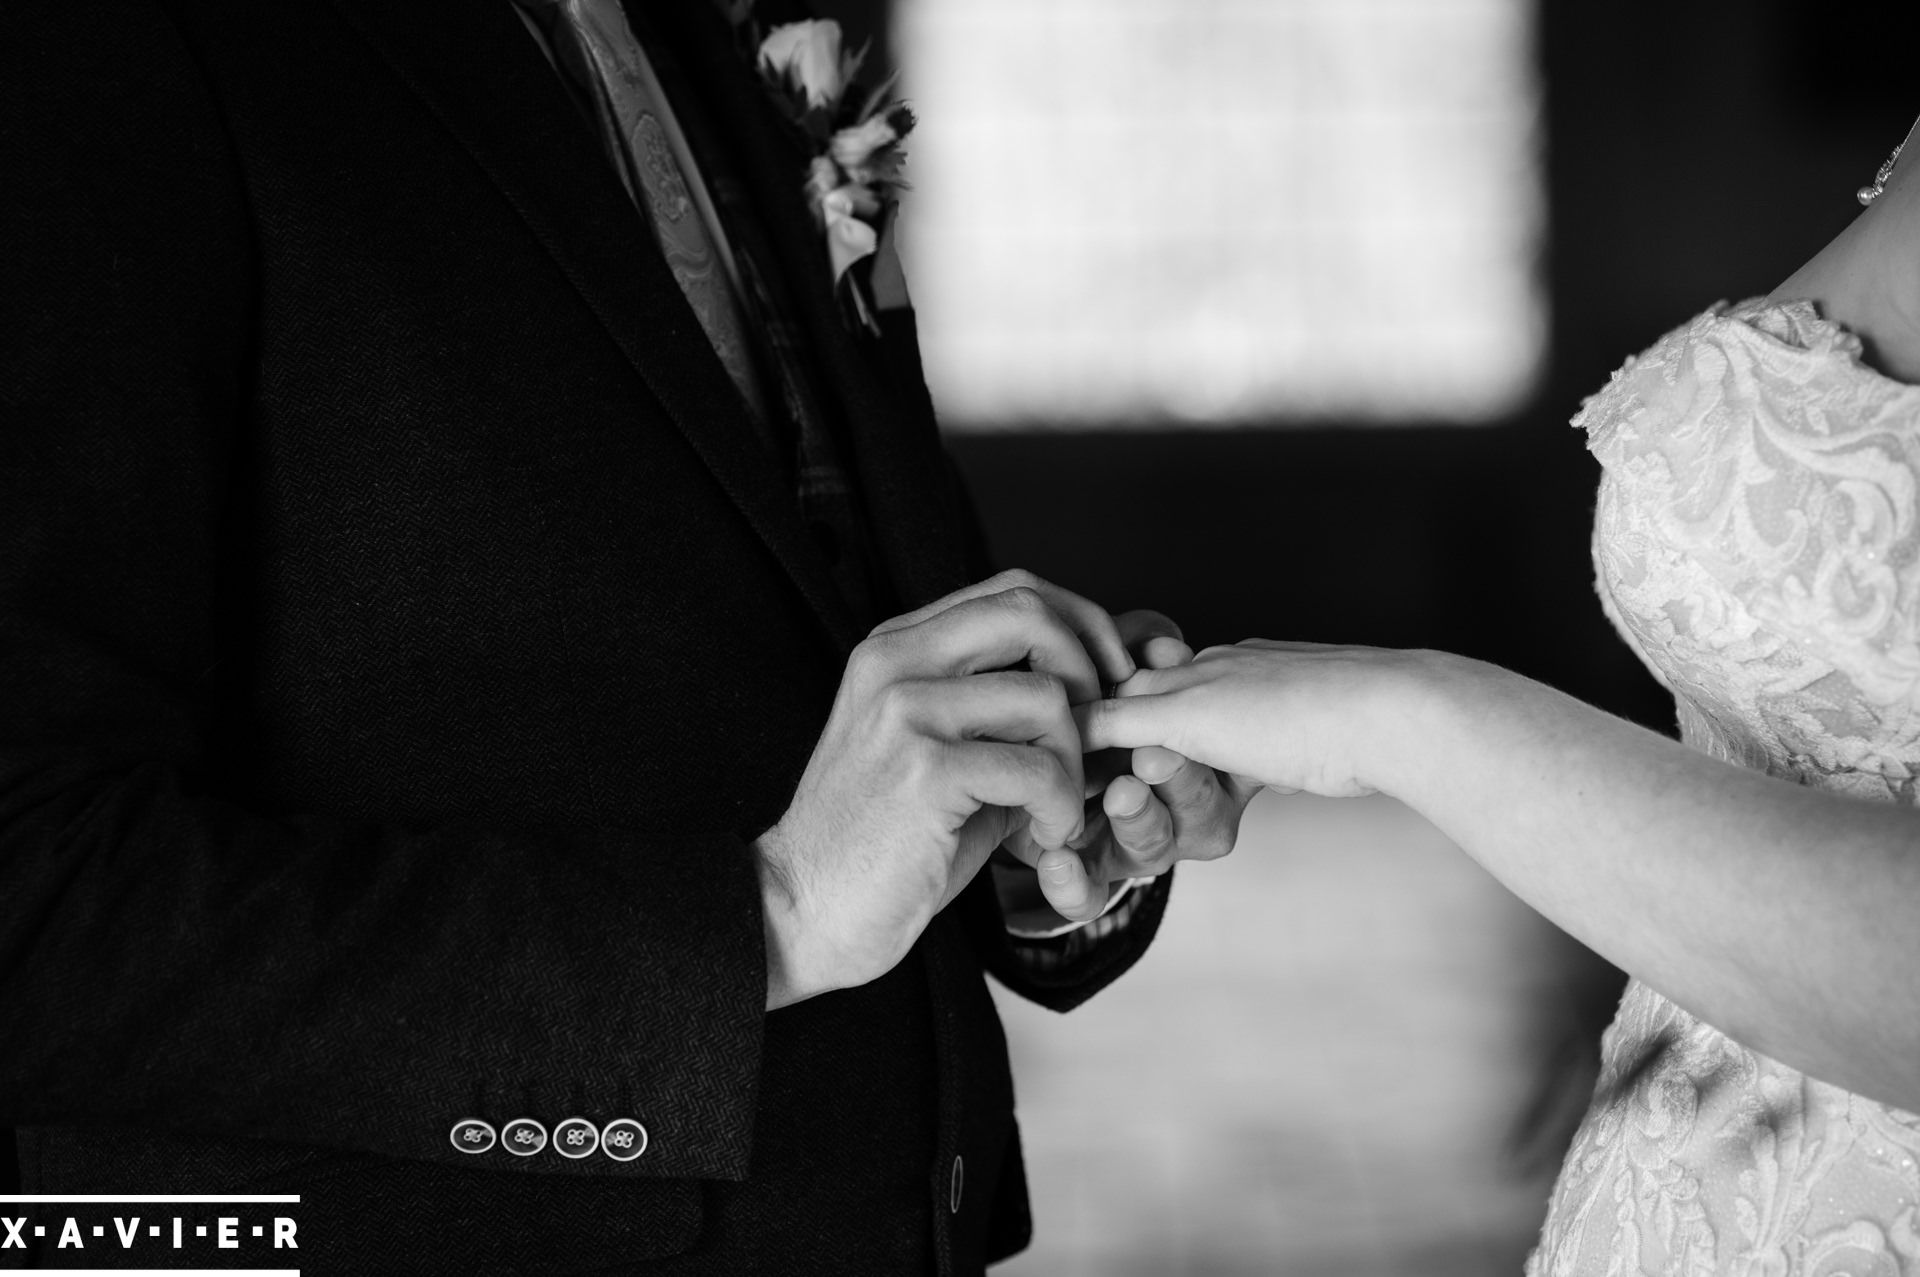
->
<box><xmin>0</xmin><ymin>0</ymin><xmax>1167</xmax><ymax>1273</ymax></box>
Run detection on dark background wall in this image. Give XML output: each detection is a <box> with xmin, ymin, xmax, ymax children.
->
<box><xmin>835</xmin><ymin>0</ymin><xmax>1917</xmax><ymax>735</ymax></box>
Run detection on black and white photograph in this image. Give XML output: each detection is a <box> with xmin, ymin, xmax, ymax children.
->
<box><xmin>3</xmin><ymin>0</ymin><xmax>1918</xmax><ymax>1273</ymax></box>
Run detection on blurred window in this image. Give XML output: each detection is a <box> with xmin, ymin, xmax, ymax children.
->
<box><xmin>896</xmin><ymin>0</ymin><xmax>1544</xmax><ymax>427</ymax></box>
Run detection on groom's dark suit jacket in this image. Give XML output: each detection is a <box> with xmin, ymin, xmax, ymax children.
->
<box><xmin>0</xmin><ymin>1</ymin><xmax>1169</xmax><ymax>1272</ymax></box>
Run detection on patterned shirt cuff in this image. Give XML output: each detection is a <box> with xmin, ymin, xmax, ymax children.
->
<box><xmin>995</xmin><ymin>865</ymin><xmax>1155</xmax><ymax>973</ymax></box>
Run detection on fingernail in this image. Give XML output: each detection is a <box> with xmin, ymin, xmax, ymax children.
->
<box><xmin>1134</xmin><ymin>747</ymin><xmax>1181</xmax><ymax>785</ymax></box>
<box><xmin>1147</xmin><ymin>638</ymin><xmax>1194</xmax><ymax>671</ymax></box>
<box><xmin>1042</xmin><ymin>859</ymin><xmax>1075</xmax><ymax>885</ymax></box>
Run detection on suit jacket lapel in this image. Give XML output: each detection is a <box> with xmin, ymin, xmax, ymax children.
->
<box><xmin>323</xmin><ymin>0</ymin><xmax>863</xmax><ymax>652</ymax></box>
<box><xmin>643</xmin><ymin>0</ymin><xmax>971</xmax><ymax>611</ymax></box>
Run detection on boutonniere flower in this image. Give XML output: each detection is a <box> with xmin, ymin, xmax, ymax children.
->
<box><xmin>724</xmin><ymin>8</ymin><xmax>915</xmax><ymax>334</ymax></box>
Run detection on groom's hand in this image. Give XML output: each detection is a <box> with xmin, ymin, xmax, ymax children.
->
<box><xmin>1003</xmin><ymin>615</ymin><xmax>1259</xmax><ymax>923</ymax></box>
<box><xmin>754</xmin><ymin>570</ymin><xmax>1136</xmax><ymax>1010</ymax></box>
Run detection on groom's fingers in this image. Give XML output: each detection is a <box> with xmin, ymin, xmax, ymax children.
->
<box><xmin>1138</xmin><ymin>749</ymin><xmax>1236</xmax><ymax>863</ymax></box>
<box><xmin>1114</xmin><ymin>609</ymin><xmax>1185</xmax><ymax>670</ymax></box>
<box><xmin>1138</xmin><ymin>635</ymin><xmax>1194</xmax><ymax>671</ymax></box>
<box><xmin>1034</xmin><ymin>845</ymin><xmax>1103</xmax><ymax>922</ymax></box>
<box><xmin>1103</xmin><ymin>774</ymin><xmax>1175</xmax><ymax>866</ymax></box>
<box><xmin>874</xmin><ymin>570</ymin><xmax>1135</xmax><ymax>691</ymax></box>
<box><xmin>1037</xmin><ymin>588</ymin><xmax>1136</xmax><ymax>691</ymax></box>
<box><xmin>913</xmin><ymin>671</ymin><xmax>1086</xmax><ymax>805</ymax></box>
<box><xmin>881</xmin><ymin>591</ymin><xmax>1102</xmax><ymax>704</ymax></box>
<box><xmin>1100</xmin><ymin>748</ymin><xmax>1234</xmax><ymax>878</ymax></box>
<box><xmin>1132</xmin><ymin>745</ymin><xmax>1189</xmax><ymax>786</ymax></box>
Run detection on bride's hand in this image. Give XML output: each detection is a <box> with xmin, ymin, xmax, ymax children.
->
<box><xmin>1077</xmin><ymin>640</ymin><xmax>1444</xmax><ymax>799</ymax></box>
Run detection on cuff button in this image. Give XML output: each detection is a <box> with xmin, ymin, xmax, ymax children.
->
<box><xmin>449</xmin><ymin>1118</ymin><xmax>496</xmax><ymax>1155</ymax></box>
<box><xmin>501</xmin><ymin>1117</ymin><xmax>548</xmax><ymax>1157</ymax></box>
<box><xmin>600</xmin><ymin>1118</ymin><xmax>649</xmax><ymax>1162</ymax></box>
<box><xmin>554</xmin><ymin>1117</ymin><xmax>600</xmax><ymax>1160</ymax></box>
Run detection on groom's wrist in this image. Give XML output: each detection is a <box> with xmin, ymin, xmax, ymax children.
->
<box><xmin>754</xmin><ymin>827</ymin><xmax>820</xmax><ymax>1011</ymax></box>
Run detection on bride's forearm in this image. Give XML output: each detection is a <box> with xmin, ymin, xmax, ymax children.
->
<box><xmin>1382</xmin><ymin>653</ymin><xmax>1920</xmax><ymax>1112</ymax></box>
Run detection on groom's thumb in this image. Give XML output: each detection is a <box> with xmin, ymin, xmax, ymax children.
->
<box><xmin>1035</xmin><ymin>847</ymin><xmax>1100</xmax><ymax>922</ymax></box>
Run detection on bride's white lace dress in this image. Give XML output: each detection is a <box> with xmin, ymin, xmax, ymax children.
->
<box><xmin>1527</xmin><ymin>299</ymin><xmax>1920</xmax><ymax>1275</ymax></box>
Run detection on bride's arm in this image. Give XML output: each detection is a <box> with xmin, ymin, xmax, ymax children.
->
<box><xmin>1082</xmin><ymin>645</ymin><xmax>1920</xmax><ymax>1113</ymax></box>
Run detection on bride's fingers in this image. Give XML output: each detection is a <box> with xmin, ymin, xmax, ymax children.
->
<box><xmin>1234</xmin><ymin>638</ymin><xmax>1343</xmax><ymax>653</ymax></box>
<box><xmin>1112</xmin><ymin>660</ymin><xmax>1210</xmax><ymax>699</ymax></box>
<box><xmin>1074</xmin><ymin>693</ymin><xmax>1181</xmax><ymax>753</ymax></box>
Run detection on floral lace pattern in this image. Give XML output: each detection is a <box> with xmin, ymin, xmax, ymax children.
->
<box><xmin>1528</xmin><ymin>299</ymin><xmax>1920</xmax><ymax>1276</ymax></box>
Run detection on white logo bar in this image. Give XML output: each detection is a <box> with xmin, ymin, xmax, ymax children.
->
<box><xmin>0</xmin><ymin>1195</ymin><xmax>299</xmax><ymax>1204</ymax></box>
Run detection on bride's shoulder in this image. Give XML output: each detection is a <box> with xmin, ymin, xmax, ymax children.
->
<box><xmin>1572</xmin><ymin>298</ymin><xmax>1920</xmax><ymax>486</ymax></box>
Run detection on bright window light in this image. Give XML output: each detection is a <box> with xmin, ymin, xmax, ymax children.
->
<box><xmin>896</xmin><ymin>0</ymin><xmax>1545</xmax><ymax>427</ymax></box>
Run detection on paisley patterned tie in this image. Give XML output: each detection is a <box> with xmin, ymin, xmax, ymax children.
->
<box><xmin>523</xmin><ymin>0</ymin><xmax>772</xmax><ymax>433</ymax></box>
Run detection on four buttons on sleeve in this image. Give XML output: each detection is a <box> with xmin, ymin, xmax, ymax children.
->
<box><xmin>448</xmin><ymin>1116</ymin><xmax>648</xmax><ymax>1162</ymax></box>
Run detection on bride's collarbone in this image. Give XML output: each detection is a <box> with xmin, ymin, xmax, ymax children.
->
<box><xmin>1771</xmin><ymin>184</ymin><xmax>1920</xmax><ymax>385</ymax></box>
